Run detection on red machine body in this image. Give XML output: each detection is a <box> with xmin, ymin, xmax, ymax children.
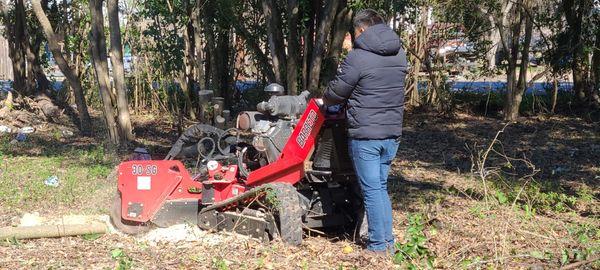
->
<box><xmin>117</xmin><ymin>99</ymin><xmax>326</xmax><ymax>223</ymax></box>
<box><xmin>117</xmin><ymin>160</ymin><xmax>202</xmax><ymax>222</ymax></box>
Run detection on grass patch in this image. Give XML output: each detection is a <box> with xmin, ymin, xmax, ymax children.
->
<box><xmin>0</xmin><ymin>133</ymin><xmax>118</xmax><ymax>215</ymax></box>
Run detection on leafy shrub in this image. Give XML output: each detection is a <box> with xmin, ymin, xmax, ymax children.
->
<box><xmin>394</xmin><ymin>214</ymin><xmax>435</xmax><ymax>269</ymax></box>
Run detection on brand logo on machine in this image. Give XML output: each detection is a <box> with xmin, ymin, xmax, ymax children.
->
<box><xmin>296</xmin><ymin>110</ymin><xmax>318</xmax><ymax>148</ymax></box>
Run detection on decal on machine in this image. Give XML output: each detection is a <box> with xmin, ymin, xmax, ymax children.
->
<box><xmin>132</xmin><ymin>164</ymin><xmax>158</xmax><ymax>175</ymax></box>
<box><xmin>296</xmin><ymin>110</ymin><xmax>318</xmax><ymax>148</ymax></box>
<box><xmin>137</xmin><ymin>176</ymin><xmax>152</xmax><ymax>190</ymax></box>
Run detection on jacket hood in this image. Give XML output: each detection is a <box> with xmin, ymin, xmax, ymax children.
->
<box><xmin>354</xmin><ymin>24</ymin><xmax>401</xmax><ymax>56</ymax></box>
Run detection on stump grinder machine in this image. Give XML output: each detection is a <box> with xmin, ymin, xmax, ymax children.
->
<box><xmin>110</xmin><ymin>85</ymin><xmax>364</xmax><ymax>245</ymax></box>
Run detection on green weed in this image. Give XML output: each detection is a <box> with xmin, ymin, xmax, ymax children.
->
<box><xmin>460</xmin><ymin>256</ymin><xmax>482</xmax><ymax>269</ymax></box>
<box><xmin>212</xmin><ymin>257</ymin><xmax>229</xmax><ymax>270</ymax></box>
<box><xmin>469</xmin><ymin>204</ymin><xmax>487</xmax><ymax>219</ymax></box>
<box><xmin>80</xmin><ymin>233</ymin><xmax>102</xmax><ymax>241</ymax></box>
<box><xmin>110</xmin><ymin>248</ymin><xmax>133</xmax><ymax>270</ymax></box>
<box><xmin>567</xmin><ymin>223</ymin><xmax>599</xmax><ymax>246</ymax></box>
<box><xmin>264</xmin><ymin>188</ymin><xmax>280</xmax><ymax>208</ymax></box>
<box><xmin>394</xmin><ymin>213</ymin><xmax>435</xmax><ymax>269</ymax></box>
<box><xmin>521</xmin><ymin>204</ymin><xmax>536</xmax><ymax>219</ymax></box>
<box><xmin>495</xmin><ymin>190</ymin><xmax>508</xmax><ymax>205</ymax></box>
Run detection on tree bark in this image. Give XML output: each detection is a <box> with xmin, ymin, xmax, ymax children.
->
<box><xmin>191</xmin><ymin>7</ymin><xmax>205</xmax><ymax>88</ymax></box>
<box><xmin>563</xmin><ymin>0</ymin><xmax>592</xmax><ymax>104</ymax></box>
<box><xmin>88</xmin><ymin>0</ymin><xmax>120</xmax><ymax>143</ymax></box>
<box><xmin>307</xmin><ymin>0</ymin><xmax>339</xmax><ymax>93</ymax></box>
<box><xmin>326</xmin><ymin>4</ymin><xmax>351</xmax><ymax>64</ymax></box>
<box><xmin>485</xmin><ymin>27</ymin><xmax>501</xmax><ymax>70</ymax></box>
<box><xmin>216</xmin><ymin>29</ymin><xmax>231</xmax><ymax>106</ymax></box>
<box><xmin>262</xmin><ymin>0</ymin><xmax>286</xmax><ymax>85</ymax></box>
<box><xmin>499</xmin><ymin>0</ymin><xmax>521</xmax><ymax>121</ymax></box>
<box><xmin>286</xmin><ymin>0</ymin><xmax>300</xmax><ymax>94</ymax></box>
<box><xmin>177</xmin><ymin>1</ymin><xmax>197</xmax><ymax>119</ymax></box>
<box><xmin>551</xmin><ymin>77</ymin><xmax>558</xmax><ymax>113</ymax></box>
<box><xmin>301</xmin><ymin>0</ymin><xmax>316</xmax><ymax>90</ymax></box>
<box><xmin>25</xmin><ymin>36</ymin><xmax>51</xmax><ymax>93</ymax></box>
<box><xmin>203</xmin><ymin>1</ymin><xmax>218</xmax><ymax>92</ymax></box>
<box><xmin>3</xmin><ymin>0</ymin><xmax>28</xmax><ymax>95</ymax></box>
<box><xmin>589</xmin><ymin>26</ymin><xmax>600</xmax><ymax>107</ymax></box>
<box><xmin>108</xmin><ymin>0</ymin><xmax>134</xmax><ymax>141</ymax></box>
<box><xmin>506</xmin><ymin>5</ymin><xmax>533</xmax><ymax>121</ymax></box>
<box><xmin>31</xmin><ymin>0</ymin><xmax>92</xmax><ymax>134</ymax></box>
<box><xmin>322</xmin><ymin>3</ymin><xmax>352</xmax><ymax>86</ymax></box>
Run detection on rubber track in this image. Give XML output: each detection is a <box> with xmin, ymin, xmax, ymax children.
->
<box><xmin>270</xmin><ymin>183</ymin><xmax>303</xmax><ymax>245</ymax></box>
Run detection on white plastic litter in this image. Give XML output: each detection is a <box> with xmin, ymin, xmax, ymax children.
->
<box><xmin>0</xmin><ymin>125</ymin><xmax>11</xmax><ymax>133</ymax></box>
<box><xmin>19</xmin><ymin>126</ymin><xmax>35</xmax><ymax>134</ymax></box>
<box><xmin>62</xmin><ymin>130</ymin><xmax>74</xmax><ymax>137</ymax></box>
<box><xmin>44</xmin><ymin>175</ymin><xmax>60</xmax><ymax>187</ymax></box>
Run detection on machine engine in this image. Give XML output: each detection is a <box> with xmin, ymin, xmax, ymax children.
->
<box><xmin>237</xmin><ymin>90</ymin><xmax>310</xmax><ymax>163</ymax></box>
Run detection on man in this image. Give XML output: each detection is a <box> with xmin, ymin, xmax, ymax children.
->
<box><xmin>323</xmin><ymin>9</ymin><xmax>407</xmax><ymax>254</ymax></box>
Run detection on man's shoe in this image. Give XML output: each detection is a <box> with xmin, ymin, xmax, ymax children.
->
<box><xmin>362</xmin><ymin>249</ymin><xmax>389</xmax><ymax>258</ymax></box>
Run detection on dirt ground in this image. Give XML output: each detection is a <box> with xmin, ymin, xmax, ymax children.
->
<box><xmin>0</xmin><ymin>110</ymin><xmax>598</xmax><ymax>269</ymax></box>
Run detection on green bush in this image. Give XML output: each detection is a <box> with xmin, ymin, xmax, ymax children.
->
<box><xmin>394</xmin><ymin>214</ymin><xmax>435</xmax><ymax>269</ymax></box>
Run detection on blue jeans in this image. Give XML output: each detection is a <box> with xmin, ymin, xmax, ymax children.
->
<box><xmin>349</xmin><ymin>138</ymin><xmax>399</xmax><ymax>252</ymax></box>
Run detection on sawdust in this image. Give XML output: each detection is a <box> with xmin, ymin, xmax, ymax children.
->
<box><xmin>140</xmin><ymin>224</ymin><xmax>220</xmax><ymax>245</ymax></box>
<box><xmin>18</xmin><ymin>212</ymin><xmax>46</xmax><ymax>227</ymax></box>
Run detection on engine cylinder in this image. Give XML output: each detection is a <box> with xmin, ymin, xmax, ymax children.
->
<box><xmin>236</xmin><ymin>111</ymin><xmax>270</xmax><ymax>131</ymax></box>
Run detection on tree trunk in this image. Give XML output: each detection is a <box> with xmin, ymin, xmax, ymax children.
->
<box><xmin>589</xmin><ymin>27</ymin><xmax>600</xmax><ymax>107</ymax></box>
<box><xmin>88</xmin><ymin>0</ymin><xmax>120</xmax><ymax>143</ymax></box>
<box><xmin>203</xmin><ymin>1</ymin><xmax>218</xmax><ymax>92</ymax></box>
<box><xmin>179</xmin><ymin>14</ymin><xmax>197</xmax><ymax>119</ymax></box>
<box><xmin>31</xmin><ymin>0</ymin><xmax>92</xmax><ymax>134</ymax></box>
<box><xmin>26</xmin><ymin>36</ymin><xmax>51</xmax><ymax>93</ymax></box>
<box><xmin>216</xmin><ymin>29</ymin><xmax>231</xmax><ymax>106</ymax></box>
<box><xmin>503</xmin><ymin>3</ymin><xmax>522</xmax><ymax>121</ymax></box>
<box><xmin>262</xmin><ymin>0</ymin><xmax>286</xmax><ymax>85</ymax></box>
<box><xmin>507</xmin><ymin>6</ymin><xmax>532</xmax><ymax>121</ymax></box>
<box><xmin>322</xmin><ymin>4</ymin><xmax>352</xmax><ymax>85</ymax></box>
<box><xmin>301</xmin><ymin>0</ymin><xmax>316</xmax><ymax>90</ymax></box>
<box><xmin>551</xmin><ymin>77</ymin><xmax>558</xmax><ymax>113</ymax></box>
<box><xmin>404</xmin><ymin>7</ymin><xmax>429</xmax><ymax>107</ymax></box>
<box><xmin>485</xmin><ymin>28</ymin><xmax>501</xmax><ymax>70</ymax></box>
<box><xmin>504</xmin><ymin>2</ymin><xmax>533</xmax><ymax>121</ymax></box>
<box><xmin>307</xmin><ymin>0</ymin><xmax>339</xmax><ymax>93</ymax></box>
<box><xmin>4</xmin><ymin>0</ymin><xmax>28</xmax><ymax>95</ymax></box>
<box><xmin>286</xmin><ymin>0</ymin><xmax>300</xmax><ymax>95</ymax></box>
<box><xmin>563</xmin><ymin>0</ymin><xmax>592</xmax><ymax>104</ymax></box>
<box><xmin>108</xmin><ymin>0</ymin><xmax>134</xmax><ymax>142</ymax></box>
<box><xmin>326</xmin><ymin>4</ymin><xmax>351</xmax><ymax>63</ymax></box>
<box><xmin>192</xmin><ymin>7</ymin><xmax>205</xmax><ymax>88</ymax></box>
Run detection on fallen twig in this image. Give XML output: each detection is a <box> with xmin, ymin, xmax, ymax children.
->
<box><xmin>466</xmin><ymin>254</ymin><xmax>531</xmax><ymax>267</ymax></box>
<box><xmin>560</xmin><ymin>255</ymin><xmax>600</xmax><ymax>270</ymax></box>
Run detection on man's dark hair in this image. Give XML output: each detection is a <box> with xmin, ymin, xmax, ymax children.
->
<box><xmin>353</xmin><ymin>9</ymin><xmax>385</xmax><ymax>29</ymax></box>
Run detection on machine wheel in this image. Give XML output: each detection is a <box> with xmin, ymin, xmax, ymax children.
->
<box><xmin>110</xmin><ymin>193</ymin><xmax>150</xmax><ymax>235</ymax></box>
<box><xmin>269</xmin><ymin>183</ymin><xmax>303</xmax><ymax>245</ymax></box>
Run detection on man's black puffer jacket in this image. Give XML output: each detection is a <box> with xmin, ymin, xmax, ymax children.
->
<box><xmin>324</xmin><ymin>23</ymin><xmax>408</xmax><ymax>139</ymax></box>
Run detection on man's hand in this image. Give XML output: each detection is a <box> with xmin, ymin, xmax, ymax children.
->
<box><xmin>325</xmin><ymin>104</ymin><xmax>343</xmax><ymax>115</ymax></box>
